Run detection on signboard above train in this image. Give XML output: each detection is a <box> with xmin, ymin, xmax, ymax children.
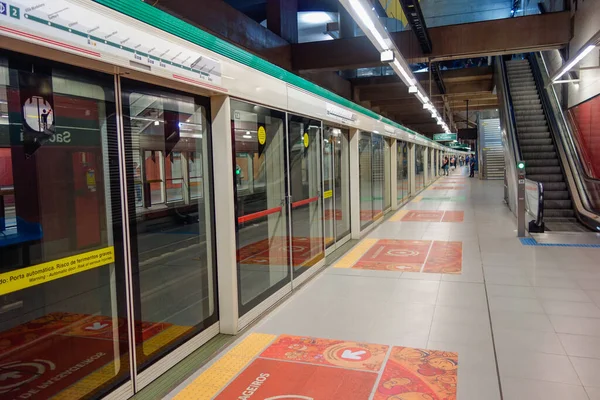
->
<box><xmin>0</xmin><ymin>0</ymin><xmax>224</xmax><ymax>89</ymax></box>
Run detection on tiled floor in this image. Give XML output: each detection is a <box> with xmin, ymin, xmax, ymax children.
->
<box><xmin>168</xmin><ymin>169</ymin><xmax>600</xmax><ymax>399</ymax></box>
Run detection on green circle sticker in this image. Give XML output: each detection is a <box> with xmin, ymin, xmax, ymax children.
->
<box><xmin>303</xmin><ymin>133</ymin><xmax>309</xmax><ymax>148</ymax></box>
<box><xmin>258</xmin><ymin>126</ymin><xmax>266</xmax><ymax>145</ymax></box>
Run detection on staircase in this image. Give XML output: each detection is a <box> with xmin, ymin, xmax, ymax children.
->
<box><xmin>481</xmin><ymin>118</ymin><xmax>505</xmax><ymax>179</ymax></box>
<box><xmin>505</xmin><ymin>59</ymin><xmax>576</xmax><ymax>227</ymax></box>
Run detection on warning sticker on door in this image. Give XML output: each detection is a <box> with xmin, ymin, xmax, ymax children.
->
<box><xmin>0</xmin><ymin>247</ymin><xmax>114</xmax><ymax>295</ymax></box>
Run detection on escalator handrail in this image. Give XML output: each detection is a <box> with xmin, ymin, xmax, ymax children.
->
<box><xmin>529</xmin><ymin>52</ymin><xmax>600</xmax><ymax>228</ymax></box>
<box><xmin>498</xmin><ymin>57</ymin><xmax>524</xmax><ymax>163</ymax></box>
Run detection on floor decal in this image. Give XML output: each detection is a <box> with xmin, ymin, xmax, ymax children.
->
<box><xmin>0</xmin><ymin>312</ymin><xmax>190</xmax><ymax>399</ymax></box>
<box><xmin>343</xmin><ymin>239</ymin><xmax>462</xmax><ymax>274</ymax></box>
<box><xmin>391</xmin><ymin>210</ymin><xmax>464</xmax><ymax>223</ymax></box>
<box><xmin>238</xmin><ymin>237</ymin><xmax>324</xmax><ymax>267</ymax></box>
<box><xmin>415</xmin><ymin>196</ymin><xmax>466</xmax><ymax>203</ymax></box>
<box><xmin>374</xmin><ymin>346</ymin><xmax>458</xmax><ymax>400</ymax></box>
<box><xmin>430</xmin><ymin>186</ymin><xmax>465</xmax><ymax>190</ymax></box>
<box><xmin>176</xmin><ymin>334</ymin><xmax>459</xmax><ymax>400</ymax></box>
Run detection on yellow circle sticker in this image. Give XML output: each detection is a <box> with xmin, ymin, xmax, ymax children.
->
<box><xmin>258</xmin><ymin>126</ymin><xmax>266</xmax><ymax>145</ymax></box>
<box><xmin>303</xmin><ymin>133</ymin><xmax>309</xmax><ymax>148</ymax></box>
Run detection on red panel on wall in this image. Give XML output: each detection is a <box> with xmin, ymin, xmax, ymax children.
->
<box><xmin>570</xmin><ymin>95</ymin><xmax>600</xmax><ymax>178</ymax></box>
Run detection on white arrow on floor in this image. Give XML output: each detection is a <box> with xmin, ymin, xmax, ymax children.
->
<box><xmin>85</xmin><ymin>322</ymin><xmax>109</xmax><ymax>331</ymax></box>
<box><xmin>341</xmin><ymin>350</ymin><xmax>366</xmax><ymax>360</ymax></box>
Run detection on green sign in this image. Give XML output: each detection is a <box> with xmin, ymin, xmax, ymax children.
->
<box><xmin>433</xmin><ymin>133</ymin><xmax>457</xmax><ymax>142</ymax></box>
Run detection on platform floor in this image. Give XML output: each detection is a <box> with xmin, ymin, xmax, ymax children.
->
<box><xmin>168</xmin><ymin>168</ymin><xmax>600</xmax><ymax>400</ymax></box>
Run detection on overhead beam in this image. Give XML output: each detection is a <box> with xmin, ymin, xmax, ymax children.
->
<box><xmin>292</xmin><ymin>12</ymin><xmax>571</xmax><ymax>71</ymax></box>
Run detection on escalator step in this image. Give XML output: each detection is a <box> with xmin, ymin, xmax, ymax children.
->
<box><xmin>544</xmin><ymin>199</ymin><xmax>572</xmax><ymax>209</ymax></box>
<box><xmin>528</xmin><ymin>174</ymin><xmax>565</xmax><ymax>182</ymax></box>
<box><xmin>523</xmin><ymin>159</ymin><xmax>559</xmax><ymax>167</ymax></box>
<box><xmin>545</xmin><ymin>209</ymin><xmax>575</xmax><ymax>218</ymax></box>
<box><xmin>542</xmin><ymin>182</ymin><xmax>568</xmax><ymax>191</ymax></box>
<box><xmin>521</xmin><ymin>144</ymin><xmax>554</xmax><ymax>152</ymax></box>
<box><xmin>525</xmin><ymin>166</ymin><xmax>561</xmax><ymax>174</ymax></box>
<box><xmin>522</xmin><ymin>151</ymin><xmax>557</xmax><ymax>159</ymax></box>
<box><xmin>519</xmin><ymin>133</ymin><xmax>551</xmax><ymax>140</ymax></box>
<box><xmin>544</xmin><ymin>190</ymin><xmax>570</xmax><ymax>200</ymax></box>
<box><xmin>519</xmin><ymin>138</ymin><xmax>553</xmax><ymax>146</ymax></box>
<box><xmin>518</xmin><ymin>126</ymin><xmax>549</xmax><ymax>133</ymax></box>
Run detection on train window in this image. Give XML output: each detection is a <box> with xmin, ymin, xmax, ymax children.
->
<box><xmin>0</xmin><ymin>52</ymin><xmax>130</xmax><ymax>399</ymax></box>
<box><xmin>121</xmin><ymin>80</ymin><xmax>218</xmax><ymax>373</ymax></box>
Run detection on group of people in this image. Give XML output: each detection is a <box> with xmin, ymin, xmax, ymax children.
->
<box><xmin>441</xmin><ymin>155</ymin><xmax>476</xmax><ymax>177</ymax></box>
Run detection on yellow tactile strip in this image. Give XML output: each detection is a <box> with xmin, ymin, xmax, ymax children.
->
<box><xmin>332</xmin><ymin>238</ymin><xmax>378</xmax><ymax>269</ymax></box>
<box><xmin>388</xmin><ymin>210</ymin><xmax>409</xmax><ymax>222</ymax></box>
<box><xmin>174</xmin><ymin>333</ymin><xmax>276</xmax><ymax>400</ymax></box>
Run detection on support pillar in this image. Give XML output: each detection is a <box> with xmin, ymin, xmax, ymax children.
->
<box><xmin>267</xmin><ymin>0</ymin><xmax>298</xmax><ymax>43</ymax></box>
<box><xmin>391</xmin><ymin>139</ymin><xmax>398</xmax><ymax>210</ymax></box>
<box><xmin>349</xmin><ymin>128</ymin><xmax>361</xmax><ymax>239</ymax></box>
<box><xmin>409</xmin><ymin>143</ymin><xmax>416</xmax><ymax>196</ymax></box>
<box><xmin>210</xmin><ymin>95</ymin><xmax>238</xmax><ymax>335</ymax></box>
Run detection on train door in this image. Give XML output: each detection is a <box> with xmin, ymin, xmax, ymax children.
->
<box><xmin>120</xmin><ymin>79</ymin><xmax>218</xmax><ymax>388</ymax></box>
<box><xmin>231</xmin><ymin>100</ymin><xmax>291</xmax><ymax>319</ymax></box>
<box><xmin>287</xmin><ymin>114</ymin><xmax>324</xmax><ymax>283</ymax></box>
<box><xmin>323</xmin><ymin>126</ymin><xmax>350</xmax><ymax>254</ymax></box>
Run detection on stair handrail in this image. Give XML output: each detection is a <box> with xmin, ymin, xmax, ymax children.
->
<box><xmin>530</xmin><ymin>52</ymin><xmax>600</xmax><ymax>230</ymax></box>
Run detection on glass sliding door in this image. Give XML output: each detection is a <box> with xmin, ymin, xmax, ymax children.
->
<box><xmin>231</xmin><ymin>100</ymin><xmax>290</xmax><ymax>316</ymax></box>
<box><xmin>288</xmin><ymin>115</ymin><xmax>324</xmax><ymax>278</ymax></box>
<box><xmin>359</xmin><ymin>132</ymin><xmax>373</xmax><ymax>228</ymax></box>
<box><xmin>334</xmin><ymin>129</ymin><xmax>351</xmax><ymax>242</ymax></box>
<box><xmin>397</xmin><ymin>140</ymin><xmax>408</xmax><ymax>203</ymax></box>
<box><xmin>121</xmin><ymin>80</ymin><xmax>218</xmax><ymax>375</ymax></box>
<box><xmin>0</xmin><ymin>52</ymin><xmax>131</xmax><ymax>398</ymax></box>
<box><xmin>383</xmin><ymin>138</ymin><xmax>392</xmax><ymax>211</ymax></box>
<box><xmin>372</xmin><ymin>134</ymin><xmax>384</xmax><ymax>220</ymax></box>
<box><xmin>415</xmin><ymin>145</ymin><xmax>424</xmax><ymax>192</ymax></box>
<box><xmin>323</xmin><ymin>127</ymin><xmax>350</xmax><ymax>249</ymax></box>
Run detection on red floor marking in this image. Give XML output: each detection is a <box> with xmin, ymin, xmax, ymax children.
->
<box><xmin>431</xmin><ymin>186</ymin><xmax>464</xmax><ymax>190</ymax></box>
<box><xmin>260</xmin><ymin>335</ymin><xmax>388</xmax><ymax>372</ymax></box>
<box><xmin>324</xmin><ymin>209</ymin><xmax>343</xmax><ymax>220</ymax></box>
<box><xmin>374</xmin><ymin>346</ymin><xmax>458</xmax><ymax>400</ymax></box>
<box><xmin>215</xmin><ymin>358</ymin><xmax>377</xmax><ymax>400</ymax></box>
<box><xmin>402</xmin><ymin>211</ymin><xmax>445</xmax><ymax>222</ymax></box>
<box><xmin>441</xmin><ymin>211</ymin><xmax>464</xmax><ymax>222</ymax></box>
<box><xmin>399</xmin><ymin>210</ymin><xmax>464</xmax><ymax>223</ymax></box>
<box><xmin>0</xmin><ymin>312</ymin><xmax>180</xmax><ymax>399</ymax></box>
<box><xmin>351</xmin><ymin>240</ymin><xmax>462</xmax><ymax>274</ymax></box>
<box><xmin>353</xmin><ymin>240</ymin><xmax>430</xmax><ymax>272</ymax></box>
<box><xmin>360</xmin><ymin>210</ymin><xmax>383</xmax><ymax>221</ymax></box>
<box><xmin>423</xmin><ymin>241</ymin><xmax>463</xmax><ymax>274</ymax></box>
<box><xmin>237</xmin><ymin>237</ymin><xmax>324</xmax><ymax>267</ymax></box>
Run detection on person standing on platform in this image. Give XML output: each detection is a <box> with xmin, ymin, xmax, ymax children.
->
<box><xmin>469</xmin><ymin>157</ymin><xmax>476</xmax><ymax>177</ymax></box>
<box><xmin>442</xmin><ymin>157</ymin><xmax>449</xmax><ymax>176</ymax></box>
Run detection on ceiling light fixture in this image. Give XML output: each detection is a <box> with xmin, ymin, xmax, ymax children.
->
<box><xmin>348</xmin><ymin>0</ymin><xmax>389</xmax><ymax>50</ymax></box>
<box><xmin>551</xmin><ymin>44</ymin><xmax>596</xmax><ymax>82</ymax></box>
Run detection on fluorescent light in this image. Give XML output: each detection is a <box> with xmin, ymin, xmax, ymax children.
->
<box><xmin>409</xmin><ymin>86</ymin><xmax>418</xmax><ymax>93</ymax></box>
<box><xmin>299</xmin><ymin>11</ymin><xmax>332</xmax><ymax>24</ymax></box>
<box><xmin>380</xmin><ymin>50</ymin><xmax>394</xmax><ymax>62</ymax></box>
<box><xmin>243</xmin><ymin>134</ymin><xmax>252</xmax><ymax>139</ymax></box>
<box><xmin>348</xmin><ymin>0</ymin><xmax>389</xmax><ymax>50</ymax></box>
<box><xmin>392</xmin><ymin>59</ymin><xmax>415</xmax><ymax>85</ymax></box>
<box><xmin>552</xmin><ymin>44</ymin><xmax>596</xmax><ymax>82</ymax></box>
<box><xmin>416</xmin><ymin>90</ymin><xmax>429</xmax><ymax>104</ymax></box>
<box><xmin>154</xmin><ymin>120</ymin><xmax>160</xmax><ymax>126</ymax></box>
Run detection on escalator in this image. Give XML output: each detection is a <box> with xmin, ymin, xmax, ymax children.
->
<box><xmin>497</xmin><ymin>53</ymin><xmax>600</xmax><ymax>233</ymax></box>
